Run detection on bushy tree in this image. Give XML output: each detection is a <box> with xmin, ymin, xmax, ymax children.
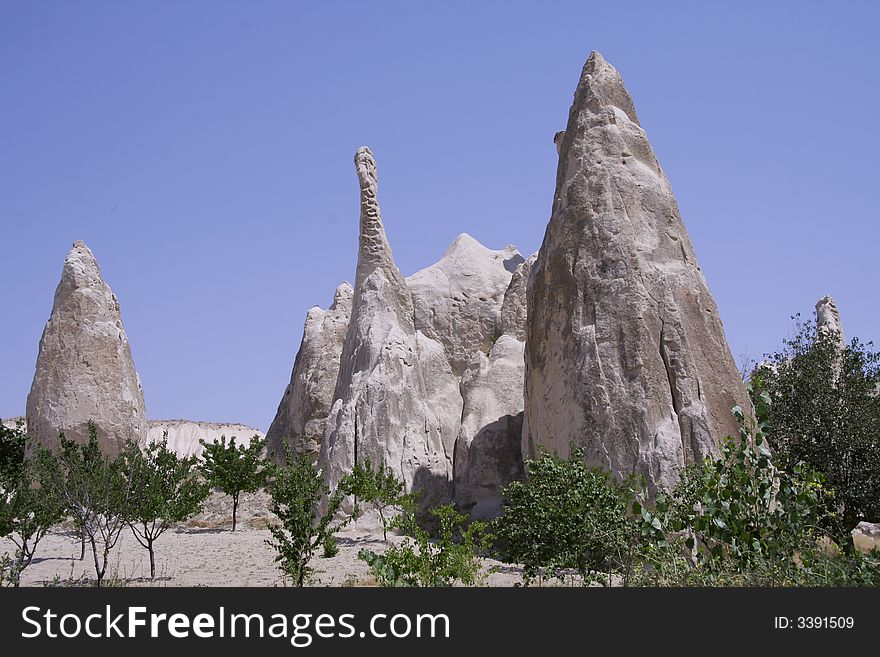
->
<box><xmin>0</xmin><ymin>421</ymin><xmax>64</xmax><ymax>586</ymax></box>
<box><xmin>199</xmin><ymin>435</ymin><xmax>269</xmax><ymax>531</ymax></box>
<box><xmin>266</xmin><ymin>450</ymin><xmax>350</xmax><ymax>586</ymax></box>
<box><xmin>654</xmin><ymin>407</ymin><xmax>830</xmax><ymax>568</ymax></box>
<box><xmin>492</xmin><ymin>448</ymin><xmax>632</xmax><ymax>585</ymax></box>
<box><xmin>128</xmin><ymin>435</ymin><xmax>210</xmax><ymax>578</ymax></box>
<box><xmin>340</xmin><ymin>458</ymin><xmax>415</xmax><ymax>540</ymax></box>
<box><xmin>751</xmin><ymin>316</ymin><xmax>880</xmax><ymax>540</ymax></box>
<box><xmin>359</xmin><ymin>504</ymin><xmax>489</xmax><ymax>587</ymax></box>
<box><xmin>40</xmin><ymin>423</ymin><xmax>140</xmax><ymax>587</ymax></box>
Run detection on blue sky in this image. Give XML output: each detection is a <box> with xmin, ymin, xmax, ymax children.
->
<box><xmin>2</xmin><ymin>1</ymin><xmax>878</xmax><ymax>430</ymax></box>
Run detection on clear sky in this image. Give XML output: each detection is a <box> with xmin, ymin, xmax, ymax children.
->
<box><xmin>2</xmin><ymin>1</ymin><xmax>878</xmax><ymax>430</ymax></box>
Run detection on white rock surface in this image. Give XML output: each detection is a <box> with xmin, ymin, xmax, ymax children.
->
<box><xmin>26</xmin><ymin>241</ymin><xmax>147</xmax><ymax>455</ymax></box>
<box><xmin>523</xmin><ymin>52</ymin><xmax>750</xmax><ymax>492</ymax></box>
<box><xmin>408</xmin><ymin>234</ymin><xmax>523</xmax><ymax>376</ymax></box>
<box><xmin>319</xmin><ymin>147</ymin><xmax>462</xmax><ymax>510</ymax></box>
<box><xmin>454</xmin><ymin>334</ymin><xmax>526</xmax><ymax>519</ymax></box>
<box><xmin>147</xmin><ymin>420</ymin><xmax>264</xmax><ymax>458</ymax></box>
<box><xmin>816</xmin><ymin>295</ymin><xmax>846</xmax><ymax>349</ymax></box>
<box><xmin>852</xmin><ymin>522</ymin><xmax>880</xmax><ymax>554</ymax></box>
<box><xmin>265</xmin><ymin>283</ymin><xmax>353</xmax><ymax>461</ymax></box>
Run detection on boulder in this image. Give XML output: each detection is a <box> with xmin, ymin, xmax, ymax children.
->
<box><xmin>265</xmin><ymin>283</ymin><xmax>353</xmax><ymax>461</ymax></box>
<box><xmin>852</xmin><ymin>522</ymin><xmax>880</xmax><ymax>554</ymax></box>
<box><xmin>26</xmin><ymin>241</ymin><xmax>147</xmax><ymax>455</ymax></box>
<box><xmin>523</xmin><ymin>52</ymin><xmax>750</xmax><ymax>492</ymax></box>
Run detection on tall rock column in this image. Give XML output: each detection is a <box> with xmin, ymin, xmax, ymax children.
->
<box><xmin>26</xmin><ymin>240</ymin><xmax>147</xmax><ymax>455</ymax></box>
<box><xmin>523</xmin><ymin>52</ymin><xmax>750</xmax><ymax>492</ymax></box>
<box><xmin>319</xmin><ymin>148</ymin><xmax>462</xmax><ymax>509</ymax></box>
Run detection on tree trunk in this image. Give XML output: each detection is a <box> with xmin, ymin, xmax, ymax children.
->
<box><xmin>149</xmin><ymin>539</ymin><xmax>156</xmax><ymax>580</ymax></box>
<box><xmin>79</xmin><ymin>529</ymin><xmax>86</xmax><ymax>560</ymax></box>
<box><xmin>232</xmin><ymin>494</ymin><xmax>239</xmax><ymax>532</ymax></box>
<box><xmin>90</xmin><ymin>537</ymin><xmax>104</xmax><ymax>587</ymax></box>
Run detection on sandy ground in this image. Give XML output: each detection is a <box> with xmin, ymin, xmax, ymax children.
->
<box><xmin>1</xmin><ymin>492</ymin><xmax>526</xmax><ymax>587</ymax></box>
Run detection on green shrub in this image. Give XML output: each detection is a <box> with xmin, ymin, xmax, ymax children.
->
<box><xmin>340</xmin><ymin>458</ymin><xmax>415</xmax><ymax>540</ymax></box>
<box><xmin>266</xmin><ymin>451</ymin><xmax>349</xmax><ymax>586</ymax></box>
<box><xmin>492</xmin><ymin>448</ymin><xmax>632</xmax><ymax>585</ymax></box>
<box><xmin>0</xmin><ymin>421</ymin><xmax>64</xmax><ymax>587</ymax></box>
<box><xmin>199</xmin><ymin>435</ymin><xmax>270</xmax><ymax>531</ymax></box>
<box><xmin>359</xmin><ymin>504</ymin><xmax>489</xmax><ymax>587</ymax></box>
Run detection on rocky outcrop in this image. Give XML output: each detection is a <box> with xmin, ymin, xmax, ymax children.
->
<box><xmin>500</xmin><ymin>254</ymin><xmax>536</xmax><ymax>340</ymax></box>
<box><xmin>408</xmin><ymin>234</ymin><xmax>523</xmax><ymax>376</ymax></box>
<box><xmin>523</xmin><ymin>52</ymin><xmax>750</xmax><ymax>493</ymax></box>
<box><xmin>147</xmin><ymin>420</ymin><xmax>265</xmax><ymax>458</ymax></box>
<box><xmin>265</xmin><ymin>283</ymin><xmax>353</xmax><ymax>461</ymax></box>
<box><xmin>816</xmin><ymin>295</ymin><xmax>845</xmax><ymax>349</ymax></box>
<box><xmin>26</xmin><ymin>241</ymin><xmax>147</xmax><ymax>455</ymax></box>
<box><xmin>319</xmin><ymin>147</ymin><xmax>462</xmax><ymax>510</ymax></box>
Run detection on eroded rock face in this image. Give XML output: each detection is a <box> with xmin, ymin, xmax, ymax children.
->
<box><xmin>816</xmin><ymin>295</ymin><xmax>845</xmax><ymax>349</ymax></box>
<box><xmin>147</xmin><ymin>420</ymin><xmax>264</xmax><ymax>458</ymax></box>
<box><xmin>852</xmin><ymin>522</ymin><xmax>880</xmax><ymax>554</ymax></box>
<box><xmin>454</xmin><ymin>334</ymin><xmax>526</xmax><ymax>519</ymax></box>
<box><xmin>500</xmin><ymin>254</ymin><xmax>536</xmax><ymax>340</ymax></box>
<box><xmin>26</xmin><ymin>241</ymin><xmax>147</xmax><ymax>455</ymax></box>
<box><xmin>265</xmin><ymin>283</ymin><xmax>353</xmax><ymax>461</ymax></box>
<box><xmin>319</xmin><ymin>148</ymin><xmax>462</xmax><ymax>510</ymax></box>
<box><xmin>408</xmin><ymin>234</ymin><xmax>523</xmax><ymax>376</ymax></box>
<box><xmin>523</xmin><ymin>52</ymin><xmax>750</xmax><ymax>492</ymax></box>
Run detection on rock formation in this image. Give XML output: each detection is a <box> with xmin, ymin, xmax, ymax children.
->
<box><xmin>816</xmin><ymin>295</ymin><xmax>845</xmax><ymax>349</ymax></box>
<box><xmin>408</xmin><ymin>234</ymin><xmax>523</xmax><ymax>376</ymax></box>
<box><xmin>147</xmin><ymin>420</ymin><xmax>265</xmax><ymax>458</ymax></box>
<box><xmin>26</xmin><ymin>240</ymin><xmax>147</xmax><ymax>455</ymax></box>
<box><xmin>852</xmin><ymin>522</ymin><xmax>880</xmax><ymax>554</ymax></box>
<box><xmin>523</xmin><ymin>52</ymin><xmax>750</xmax><ymax>492</ymax></box>
<box><xmin>453</xmin><ymin>255</ymin><xmax>534</xmax><ymax>517</ymax></box>
<box><xmin>265</xmin><ymin>283</ymin><xmax>353</xmax><ymax>461</ymax></box>
<box><xmin>318</xmin><ymin>147</ymin><xmax>462</xmax><ymax>510</ymax></box>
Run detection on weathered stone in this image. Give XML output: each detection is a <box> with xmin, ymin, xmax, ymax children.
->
<box><xmin>26</xmin><ymin>241</ymin><xmax>147</xmax><ymax>455</ymax></box>
<box><xmin>454</xmin><ymin>334</ymin><xmax>526</xmax><ymax>519</ymax></box>
<box><xmin>265</xmin><ymin>283</ymin><xmax>353</xmax><ymax>461</ymax></box>
<box><xmin>500</xmin><ymin>254</ymin><xmax>536</xmax><ymax>340</ymax></box>
<box><xmin>523</xmin><ymin>52</ymin><xmax>750</xmax><ymax>492</ymax></box>
<box><xmin>147</xmin><ymin>420</ymin><xmax>265</xmax><ymax>458</ymax></box>
<box><xmin>319</xmin><ymin>148</ymin><xmax>462</xmax><ymax>510</ymax></box>
<box><xmin>852</xmin><ymin>522</ymin><xmax>880</xmax><ymax>554</ymax></box>
<box><xmin>816</xmin><ymin>295</ymin><xmax>845</xmax><ymax>349</ymax></box>
<box><xmin>408</xmin><ymin>234</ymin><xmax>522</xmax><ymax>377</ymax></box>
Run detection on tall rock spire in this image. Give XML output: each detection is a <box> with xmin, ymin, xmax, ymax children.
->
<box><xmin>816</xmin><ymin>295</ymin><xmax>845</xmax><ymax>349</ymax></box>
<box><xmin>26</xmin><ymin>240</ymin><xmax>147</xmax><ymax>455</ymax></box>
<box><xmin>319</xmin><ymin>148</ymin><xmax>462</xmax><ymax>509</ymax></box>
<box><xmin>523</xmin><ymin>52</ymin><xmax>751</xmax><ymax>492</ymax></box>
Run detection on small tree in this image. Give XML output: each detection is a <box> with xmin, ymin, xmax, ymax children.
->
<box><xmin>128</xmin><ymin>435</ymin><xmax>210</xmax><ymax>579</ymax></box>
<box><xmin>266</xmin><ymin>450</ymin><xmax>350</xmax><ymax>586</ymax></box>
<box><xmin>492</xmin><ymin>447</ymin><xmax>632</xmax><ymax>585</ymax></box>
<box><xmin>0</xmin><ymin>422</ymin><xmax>64</xmax><ymax>586</ymax></box>
<box><xmin>359</xmin><ymin>504</ymin><xmax>489</xmax><ymax>587</ymax></box>
<box><xmin>42</xmin><ymin>424</ymin><xmax>140</xmax><ymax>587</ymax></box>
<box><xmin>199</xmin><ymin>435</ymin><xmax>269</xmax><ymax>531</ymax></box>
<box><xmin>751</xmin><ymin>315</ymin><xmax>880</xmax><ymax>541</ymax></box>
<box><xmin>340</xmin><ymin>458</ymin><xmax>415</xmax><ymax>540</ymax></box>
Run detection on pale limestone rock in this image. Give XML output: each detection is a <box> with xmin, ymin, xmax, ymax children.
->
<box><xmin>852</xmin><ymin>522</ymin><xmax>880</xmax><ymax>554</ymax></box>
<box><xmin>816</xmin><ymin>295</ymin><xmax>845</xmax><ymax>349</ymax></box>
<box><xmin>408</xmin><ymin>234</ymin><xmax>523</xmax><ymax>376</ymax></box>
<box><xmin>454</xmin><ymin>334</ymin><xmax>526</xmax><ymax>519</ymax></box>
<box><xmin>147</xmin><ymin>420</ymin><xmax>264</xmax><ymax>458</ymax></box>
<box><xmin>523</xmin><ymin>52</ymin><xmax>750</xmax><ymax>492</ymax></box>
<box><xmin>500</xmin><ymin>254</ymin><xmax>536</xmax><ymax>340</ymax></box>
<box><xmin>319</xmin><ymin>148</ymin><xmax>462</xmax><ymax>510</ymax></box>
<box><xmin>265</xmin><ymin>283</ymin><xmax>353</xmax><ymax>461</ymax></box>
<box><xmin>26</xmin><ymin>241</ymin><xmax>147</xmax><ymax>455</ymax></box>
